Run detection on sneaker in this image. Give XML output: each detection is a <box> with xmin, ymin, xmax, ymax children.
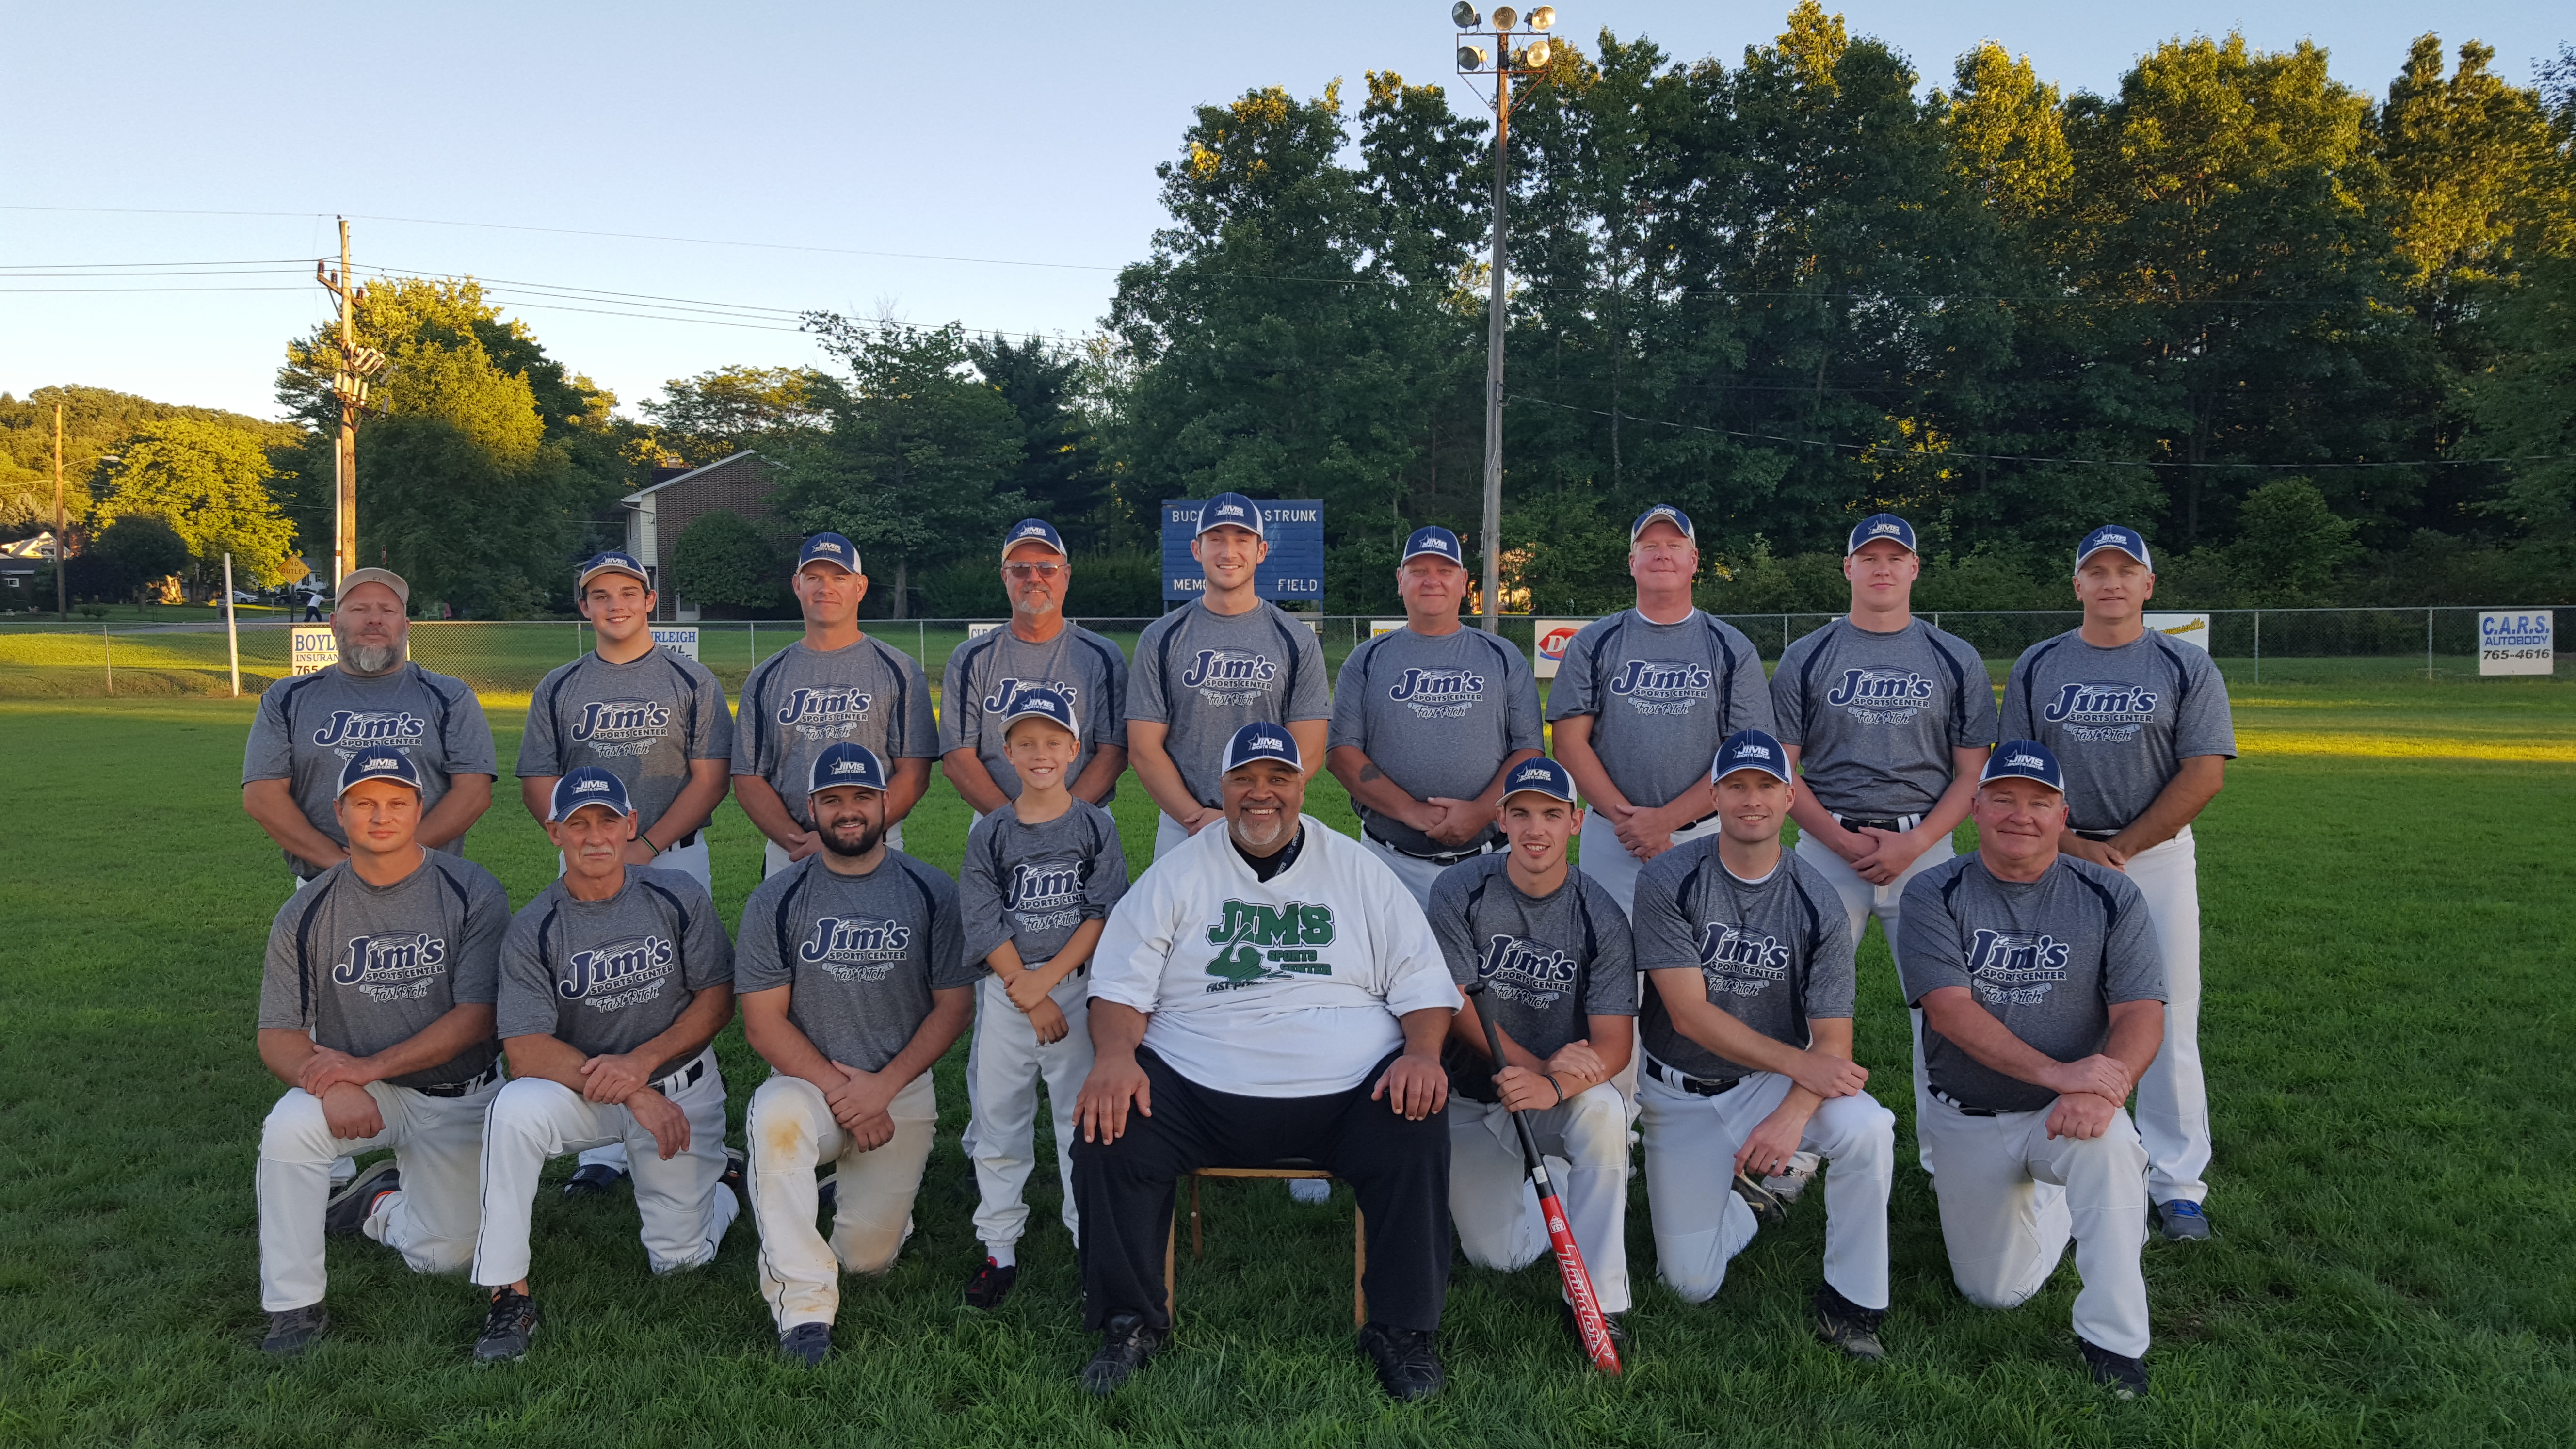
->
<box><xmin>1357</xmin><ymin>1321</ymin><xmax>1445</xmax><ymax>1401</ymax></box>
<box><xmin>816</xmin><ymin>1171</ymin><xmax>838</xmax><ymax>1219</ymax></box>
<box><xmin>562</xmin><ymin>1162</ymin><xmax>626</xmax><ymax>1199</ymax></box>
<box><xmin>1288</xmin><ymin>1178</ymin><xmax>1331</xmax><ymax>1205</ymax></box>
<box><xmin>2078</xmin><ymin>1337</ymin><xmax>2149</xmax><ymax>1399</ymax></box>
<box><xmin>1729</xmin><ymin>1170</ymin><xmax>1788</xmax><ymax>1229</ymax></box>
<box><xmin>721</xmin><ymin>1149</ymin><xmax>747</xmax><ymax>1201</ymax></box>
<box><xmin>1812</xmin><ymin>1282</ymin><xmax>1887</xmax><ymax>1361</ymax></box>
<box><xmin>325</xmin><ymin>1163</ymin><xmax>399</xmax><ymax>1236</ymax></box>
<box><xmin>964</xmin><ymin>1257</ymin><xmax>1018</xmax><ymax>1310</ymax></box>
<box><xmin>1764</xmin><ymin>1151</ymin><xmax>1821</xmax><ymax>1203</ymax></box>
<box><xmin>473</xmin><ymin>1288</ymin><xmax>540</xmax><ymax>1365</ymax></box>
<box><xmin>2155</xmin><ymin>1199</ymin><xmax>2212</xmax><ymax>1242</ymax></box>
<box><xmin>778</xmin><ymin>1320</ymin><xmax>831</xmax><ymax>1368</ymax></box>
<box><xmin>1557</xmin><ymin>1298</ymin><xmax>1629</xmax><ymax>1349</ymax></box>
<box><xmin>1080</xmin><ymin>1312</ymin><xmax>1162</xmax><ymax>1395</ymax></box>
<box><xmin>260</xmin><ymin>1303</ymin><xmax>329</xmax><ymax>1355</ymax></box>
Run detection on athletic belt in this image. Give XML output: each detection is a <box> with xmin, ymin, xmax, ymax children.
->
<box><xmin>651</xmin><ymin>1053</ymin><xmax>710</xmax><ymax>1097</ymax></box>
<box><xmin>1644</xmin><ymin>1056</ymin><xmax>1745</xmax><ymax>1097</ymax></box>
<box><xmin>1932</xmin><ymin>1089</ymin><xmax>2000</xmax><ymax>1118</ymax></box>
<box><xmin>660</xmin><ymin>829</ymin><xmax>701</xmax><ymax>851</ymax></box>
<box><xmin>1834</xmin><ymin>813</ymin><xmax>1924</xmax><ymax>834</ymax></box>
<box><xmin>1364</xmin><ymin>825</ymin><xmax>1498</xmax><ymax>867</ymax></box>
<box><xmin>417</xmin><ymin>1064</ymin><xmax>501</xmax><ymax>1099</ymax></box>
<box><xmin>2072</xmin><ymin>828</ymin><xmax>2122</xmax><ymax>843</ymax></box>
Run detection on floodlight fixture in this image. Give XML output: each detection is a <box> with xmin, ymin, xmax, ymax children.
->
<box><xmin>1458</xmin><ymin>43</ymin><xmax>1488</xmax><ymax>68</ymax></box>
<box><xmin>1451</xmin><ymin>1</ymin><xmax>1481</xmax><ymax>29</ymax></box>
<box><xmin>1492</xmin><ymin>5</ymin><xmax>1518</xmax><ymax>29</ymax></box>
<box><xmin>1529</xmin><ymin>5</ymin><xmax>1555</xmax><ymax>30</ymax></box>
<box><xmin>1523</xmin><ymin>38</ymin><xmax>1552</xmax><ymax>66</ymax></box>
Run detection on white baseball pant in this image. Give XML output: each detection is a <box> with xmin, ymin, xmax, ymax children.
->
<box><xmin>1448</xmin><ymin>1082</ymin><xmax>1633</xmax><ymax>1314</ymax></box>
<box><xmin>470</xmin><ymin>1048</ymin><xmax>738</xmax><ymax>1287</ymax></box>
<box><xmin>1636</xmin><ymin>1067</ymin><xmax>1895</xmax><ymax>1308</ymax></box>
<box><xmin>2122</xmin><ymin>828</ymin><xmax>2208</xmax><ymax>1207</ymax></box>
<box><xmin>764</xmin><ymin>825</ymin><xmax>902</xmax><ymax>879</ymax></box>
<box><xmin>964</xmin><ymin>968</ymin><xmax>1093</xmax><ymax>1251</ymax></box>
<box><xmin>1360</xmin><ymin>832</ymin><xmax>1491</xmax><ymax>910</ymax></box>
<box><xmin>745</xmin><ymin>1070</ymin><xmax>938</xmax><ymax>1330</ymax></box>
<box><xmin>1152</xmin><ymin>812</ymin><xmax>1195</xmax><ymax>862</ymax></box>
<box><xmin>257</xmin><ymin>1076</ymin><xmax>497</xmax><ymax>1312</ymax></box>
<box><xmin>1794</xmin><ymin>827</ymin><xmax>1956</xmax><ymax>1174</ymax></box>
<box><xmin>1916</xmin><ymin>1094</ymin><xmax>2152</xmax><ymax>1359</ymax></box>
<box><xmin>558</xmin><ymin>836</ymin><xmax>712</xmax><ymax>1180</ymax></box>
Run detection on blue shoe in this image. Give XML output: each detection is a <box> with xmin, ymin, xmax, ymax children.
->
<box><xmin>2154</xmin><ymin>1199</ymin><xmax>2211</xmax><ymax>1242</ymax></box>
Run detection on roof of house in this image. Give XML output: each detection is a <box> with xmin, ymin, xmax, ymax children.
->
<box><xmin>620</xmin><ymin>450</ymin><xmax>765</xmax><ymax>505</ymax></box>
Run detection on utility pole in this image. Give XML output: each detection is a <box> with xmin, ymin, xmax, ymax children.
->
<box><xmin>315</xmin><ymin>218</ymin><xmax>386</xmax><ymax>590</ymax></box>
<box><xmin>53</xmin><ymin>402</ymin><xmax>67</xmax><ymax>621</ymax></box>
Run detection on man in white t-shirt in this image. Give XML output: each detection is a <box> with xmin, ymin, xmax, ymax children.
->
<box><xmin>1069</xmin><ymin>723</ymin><xmax>1459</xmax><ymax>1401</ymax></box>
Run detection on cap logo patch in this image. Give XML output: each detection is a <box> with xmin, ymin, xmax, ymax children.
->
<box><xmin>833</xmin><ymin>760</ymin><xmax>866</xmax><ymax>775</ymax></box>
<box><xmin>1736</xmin><ymin>744</ymin><xmax>1771</xmax><ymax>759</ymax></box>
<box><xmin>1251</xmin><ymin>734</ymin><xmax>1283</xmax><ymax>751</ymax></box>
<box><xmin>364</xmin><ymin>756</ymin><xmax>397</xmax><ymax>771</ymax></box>
<box><xmin>2008</xmin><ymin>752</ymin><xmax>2045</xmax><ymax>769</ymax></box>
<box><xmin>574</xmin><ymin>779</ymin><xmax>609</xmax><ymax>793</ymax></box>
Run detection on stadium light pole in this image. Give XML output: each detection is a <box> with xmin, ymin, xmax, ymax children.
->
<box><xmin>1455</xmin><ymin>4</ymin><xmax>1557</xmax><ymax>633</ymax></box>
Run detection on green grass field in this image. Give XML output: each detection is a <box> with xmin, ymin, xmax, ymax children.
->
<box><xmin>2</xmin><ymin>682</ymin><xmax>2572</xmax><ymax>1447</ymax></box>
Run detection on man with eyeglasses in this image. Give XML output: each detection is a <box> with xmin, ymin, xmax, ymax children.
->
<box><xmin>940</xmin><ymin>519</ymin><xmax>1130</xmax><ymax>821</ymax></box>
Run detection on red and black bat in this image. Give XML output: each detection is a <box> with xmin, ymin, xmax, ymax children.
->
<box><xmin>1464</xmin><ymin>980</ymin><xmax>1622</xmax><ymax>1375</ymax></box>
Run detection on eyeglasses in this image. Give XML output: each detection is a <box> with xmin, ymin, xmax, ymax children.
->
<box><xmin>1004</xmin><ymin>563</ymin><xmax>1064</xmax><ymax>580</ymax></box>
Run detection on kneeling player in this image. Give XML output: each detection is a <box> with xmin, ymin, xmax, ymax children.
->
<box><xmin>1430</xmin><ymin>757</ymin><xmax>1637</xmax><ymax>1341</ymax></box>
<box><xmin>467</xmin><ymin>769</ymin><xmax>742</xmax><ymax>1362</ymax></box>
<box><xmin>1632</xmin><ymin>731</ymin><xmax>1896</xmax><ymax>1359</ymax></box>
<box><xmin>1897</xmin><ymin>741</ymin><xmax>2164</xmax><ymax>1397</ymax></box>
<box><xmin>738</xmin><ymin>744</ymin><xmax>976</xmax><ymax>1365</ymax></box>
<box><xmin>252</xmin><ymin>751</ymin><xmax>509</xmax><ymax>1354</ymax></box>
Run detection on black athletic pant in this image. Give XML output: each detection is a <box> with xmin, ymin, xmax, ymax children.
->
<box><xmin>1073</xmin><ymin>1048</ymin><xmax>1451</xmax><ymax>1334</ymax></box>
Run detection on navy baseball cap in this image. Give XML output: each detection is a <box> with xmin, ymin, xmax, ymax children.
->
<box><xmin>808</xmin><ymin>742</ymin><xmax>889</xmax><ymax>796</ymax></box>
<box><xmin>1630</xmin><ymin>504</ymin><xmax>1694</xmax><ymax>543</ymax></box>
<box><xmin>1712</xmin><ymin>729</ymin><xmax>1792</xmax><ymax>784</ymax></box>
<box><xmin>1221</xmin><ymin>721</ymin><xmax>1301</xmax><ymax>773</ymax></box>
<box><xmin>549</xmin><ymin>766</ymin><xmax>634</xmax><ymax>821</ymax></box>
<box><xmin>1846</xmin><ymin>514</ymin><xmax>1917</xmax><ymax>556</ymax></box>
<box><xmin>1401</xmin><ymin>526</ymin><xmax>1465</xmax><ymax>566</ymax></box>
<box><xmin>796</xmin><ymin>532</ymin><xmax>862</xmax><ymax>575</ymax></box>
<box><xmin>336</xmin><ymin>748</ymin><xmax>421</xmax><ymax>798</ymax></box>
<box><xmin>998</xmin><ymin>686</ymin><xmax>1080</xmax><ymax>739</ymax></box>
<box><xmin>1982</xmin><ymin>739</ymin><xmax>2066</xmax><ymax>792</ymax></box>
<box><xmin>1499</xmin><ymin>756</ymin><xmax>1578</xmax><ymax>805</ymax></box>
<box><xmin>576</xmin><ymin>549</ymin><xmax>650</xmax><ymax>592</ymax></box>
<box><xmin>1000</xmin><ymin>518</ymin><xmax>1066</xmax><ymax>559</ymax></box>
<box><xmin>1196</xmin><ymin>493</ymin><xmax>1266</xmax><ymax>539</ymax></box>
<box><xmin>2076</xmin><ymin>525</ymin><xmax>2152</xmax><ymax>570</ymax></box>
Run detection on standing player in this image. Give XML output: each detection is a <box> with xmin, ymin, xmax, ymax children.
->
<box><xmin>1328</xmin><ymin>525</ymin><xmax>1544</xmax><ymax>906</ymax></box>
<box><xmin>1550</xmin><ymin>506</ymin><xmax>1776</xmax><ymax>914</ymax></box>
<box><xmin>466</xmin><ymin>768</ymin><xmax>741</xmax><ymax>1363</ymax></box>
<box><xmin>1429</xmin><ymin>757</ymin><xmax>1637</xmax><ymax>1341</ymax></box>
<box><xmin>250</xmin><ymin>751</ymin><xmax>509</xmax><ymax>1354</ymax></box>
<box><xmin>1631</xmin><ymin>730</ymin><xmax>1896</xmax><ymax>1359</ymax></box>
<box><xmin>1127</xmin><ymin>493</ymin><xmax>1330</xmax><ymax>862</ymax></box>
<box><xmin>941</xmin><ymin>518</ymin><xmax>1130</xmax><ymax>818</ymax></box>
<box><xmin>734</xmin><ymin>533</ymin><xmax>939</xmax><ymax>875</ymax></box>
<box><xmin>736</xmin><ymin>743</ymin><xmax>977</xmax><ymax>1366</ymax></box>
<box><xmin>956</xmin><ymin>688</ymin><xmax>1129</xmax><ymax>1308</ymax></box>
<box><xmin>518</xmin><ymin>550</ymin><xmax>735</xmax><ymax>1199</ymax></box>
<box><xmin>2002</xmin><ymin>526</ymin><xmax>2233</xmax><ymax>1242</ymax></box>
<box><xmin>1897</xmin><ymin>741</ymin><xmax>2165</xmax><ymax>1397</ymax></box>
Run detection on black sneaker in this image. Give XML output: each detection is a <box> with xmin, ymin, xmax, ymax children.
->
<box><xmin>473</xmin><ymin>1288</ymin><xmax>540</xmax><ymax>1365</ymax></box>
<box><xmin>1356</xmin><ymin>1321</ymin><xmax>1445</xmax><ymax>1402</ymax></box>
<box><xmin>2155</xmin><ymin>1199</ymin><xmax>2212</xmax><ymax>1242</ymax></box>
<box><xmin>2078</xmin><ymin>1337</ymin><xmax>2149</xmax><ymax>1399</ymax></box>
<box><xmin>964</xmin><ymin>1258</ymin><xmax>1018</xmax><ymax>1310</ymax></box>
<box><xmin>1557</xmin><ymin>1298</ymin><xmax>1629</xmax><ymax>1349</ymax></box>
<box><xmin>1812</xmin><ymin>1282</ymin><xmax>1887</xmax><ymax>1361</ymax></box>
<box><xmin>562</xmin><ymin>1162</ymin><xmax>626</xmax><ymax>1199</ymax></box>
<box><xmin>1729</xmin><ymin>1170</ymin><xmax>1788</xmax><ymax>1229</ymax></box>
<box><xmin>1080</xmin><ymin>1312</ymin><xmax>1162</xmax><ymax>1395</ymax></box>
<box><xmin>260</xmin><ymin>1303</ymin><xmax>329</xmax><ymax>1355</ymax></box>
<box><xmin>779</xmin><ymin>1320</ymin><xmax>832</xmax><ymax>1368</ymax></box>
<box><xmin>325</xmin><ymin>1163</ymin><xmax>399</xmax><ymax>1236</ymax></box>
<box><xmin>721</xmin><ymin>1148</ymin><xmax>748</xmax><ymax>1201</ymax></box>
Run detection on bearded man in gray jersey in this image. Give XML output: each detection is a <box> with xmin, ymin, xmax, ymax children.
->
<box><xmin>941</xmin><ymin>518</ymin><xmax>1130</xmax><ymax>817</ymax></box>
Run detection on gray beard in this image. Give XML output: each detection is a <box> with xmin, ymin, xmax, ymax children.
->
<box><xmin>340</xmin><ymin>641</ymin><xmax>403</xmax><ymax>676</ymax></box>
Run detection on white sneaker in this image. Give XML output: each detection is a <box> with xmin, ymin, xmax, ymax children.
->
<box><xmin>1288</xmin><ymin>1178</ymin><xmax>1331</xmax><ymax>1205</ymax></box>
<box><xmin>1764</xmin><ymin>1151</ymin><xmax>1821</xmax><ymax>1203</ymax></box>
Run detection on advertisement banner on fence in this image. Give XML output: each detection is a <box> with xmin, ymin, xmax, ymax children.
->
<box><xmin>650</xmin><ymin>626</ymin><xmax>699</xmax><ymax>660</ymax></box>
<box><xmin>1159</xmin><ymin>499</ymin><xmax>1324</xmax><ymax>603</ymax></box>
<box><xmin>1370</xmin><ymin>620</ymin><xmax>1404</xmax><ymax>638</ymax></box>
<box><xmin>1533</xmin><ymin>619</ymin><xmax>1586</xmax><ymax>679</ymax></box>
<box><xmin>289</xmin><ymin>625</ymin><xmax>338</xmax><ymax>675</ymax></box>
<box><xmin>2144</xmin><ymin>613</ymin><xmax>2211</xmax><ymax>651</ymax></box>
<box><xmin>2478</xmin><ymin>611</ymin><xmax>2553</xmax><ymax>676</ymax></box>
<box><xmin>966</xmin><ymin>622</ymin><xmax>1001</xmax><ymax>639</ymax></box>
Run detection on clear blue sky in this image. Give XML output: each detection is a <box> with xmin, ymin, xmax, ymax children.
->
<box><xmin>5</xmin><ymin>0</ymin><xmax>2563</xmax><ymax>420</ymax></box>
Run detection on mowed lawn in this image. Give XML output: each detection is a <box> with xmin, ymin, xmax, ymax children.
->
<box><xmin>2</xmin><ymin>682</ymin><xmax>2572</xmax><ymax>1448</ymax></box>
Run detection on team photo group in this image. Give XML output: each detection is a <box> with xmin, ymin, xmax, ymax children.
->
<box><xmin>240</xmin><ymin>490</ymin><xmax>2232</xmax><ymax>1403</ymax></box>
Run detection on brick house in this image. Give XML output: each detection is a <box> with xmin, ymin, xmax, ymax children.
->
<box><xmin>620</xmin><ymin>451</ymin><xmax>781</xmax><ymax>621</ymax></box>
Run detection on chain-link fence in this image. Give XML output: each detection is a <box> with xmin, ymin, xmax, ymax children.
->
<box><xmin>0</xmin><ymin>607</ymin><xmax>2558</xmax><ymax>700</ymax></box>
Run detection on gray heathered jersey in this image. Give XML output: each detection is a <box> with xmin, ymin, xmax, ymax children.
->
<box><xmin>1630</xmin><ymin>843</ymin><xmax>1856</xmax><ymax>1083</ymax></box>
<box><xmin>732</xmin><ymin>636</ymin><xmax>939</xmax><ymax>830</ymax></box>
<box><xmin>959</xmin><ymin>801</ymin><xmax>1130</xmax><ymax>970</ymax></box>
<box><xmin>734</xmin><ymin>850</ymin><xmax>976</xmax><ymax>1074</ymax></box>
<box><xmin>939</xmin><ymin>623</ymin><xmax>1130</xmax><ymax>802</ymax></box>
<box><xmin>516</xmin><ymin>648</ymin><xmax>734</xmax><ymax>836</ymax></box>
<box><xmin>256</xmin><ymin>853</ymin><xmax>508</xmax><ymax>1090</ymax></box>
<box><xmin>2000</xmin><ymin>629</ymin><xmax>2238</xmax><ymax>833</ymax></box>
<box><xmin>495</xmin><ymin>866</ymin><xmax>735</xmax><ymax>1073</ymax></box>
<box><xmin>1771</xmin><ymin>617</ymin><xmax>2000</xmax><ymax>819</ymax></box>
<box><xmin>243</xmin><ymin>663</ymin><xmax>498</xmax><ymax>876</ymax></box>
<box><xmin>1329</xmin><ymin>626</ymin><xmax>1543</xmax><ymax>855</ymax></box>
<box><xmin>1127</xmin><ymin>600</ymin><xmax>1331</xmax><ymax>806</ymax></box>
<box><xmin>1897</xmin><ymin>853</ymin><xmax>2167</xmax><ymax>1113</ymax></box>
<box><xmin>1545</xmin><ymin>610</ymin><xmax>1777</xmax><ymax>810</ymax></box>
<box><xmin>1426</xmin><ymin>854</ymin><xmax>1637</xmax><ymax>1103</ymax></box>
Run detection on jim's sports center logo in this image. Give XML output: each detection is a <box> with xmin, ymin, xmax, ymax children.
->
<box><xmin>1201</xmin><ymin>899</ymin><xmax>1336</xmax><ymax>991</ymax></box>
<box><xmin>1477</xmin><ymin>934</ymin><xmax>1577</xmax><ymax>1008</ymax></box>
<box><xmin>568</xmin><ymin>698</ymin><xmax>673</xmax><ymax>758</ymax></box>
<box><xmin>1696</xmin><ymin>920</ymin><xmax>1789</xmax><ymax>997</ymax></box>
<box><xmin>983</xmin><ymin>677</ymin><xmax>1080</xmax><ymax>717</ymax></box>
<box><xmin>1180</xmin><ymin>648</ymin><xmax>1278</xmax><ymax>705</ymax></box>
<box><xmin>334</xmin><ymin>933</ymin><xmax>448</xmax><ymax>1003</ymax></box>
<box><xmin>775</xmin><ymin>686</ymin><xmax>872</xmax><ymax>739</ymax></box>
<box><xmin>1004</xmin><ymin>858</ymin><xmax>1088</xmax><ymax>934</ymax></box>
<box><xmin>1964</xmin><ymin>927</ymin><xmax>2070</xmax><ymax>1006</ymax></box>
<box><xmin>1387</xmin><ymin>666</ymin><xmax>1486</xmax><ymax>720</ymax></box>
<box><xmin>1608</xmin><ymin>658</ymin><xmax>1712</xmax><ymax>717</ymax></box>
<box><xmin>1825</xmin><ymin>668</ymin><xmax>1934</xmax><ymax>725</ymax></box>
<box><xmin>797</xmin><ymin>915</ymin><xmax>914</xmax><ymax>983</ymax></box>
<box><xmin>558</xmin><ymin>934</ymin><xmax>676</xmax><ymax>1012</ymax></box>
<box><xmin>312</xmin><ymin>710</ymin><xmax>428</xmax><ymax>757</ymax></box>
<box><xmin>2040</xmin><ymin>681</ymin><xmax>2158</xmax><ymax>743</ymax></box>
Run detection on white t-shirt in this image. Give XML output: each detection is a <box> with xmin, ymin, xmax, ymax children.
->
<box><xmin>1089</xmin><ymin>818</ymin><xmax>1456</xmax><ymax>1097</ymax></box>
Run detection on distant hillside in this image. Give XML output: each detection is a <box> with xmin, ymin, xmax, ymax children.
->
<box><xmin>0</xmin><ymin>385</ymin><xmax>299</xmax><ymax>537</ymax></box>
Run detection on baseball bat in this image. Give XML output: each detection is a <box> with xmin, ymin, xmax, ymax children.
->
<box><xmin>1463</xmin><ymin>980</ymin><xmax>1622</xmax><ymax>1375</ymax></box>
